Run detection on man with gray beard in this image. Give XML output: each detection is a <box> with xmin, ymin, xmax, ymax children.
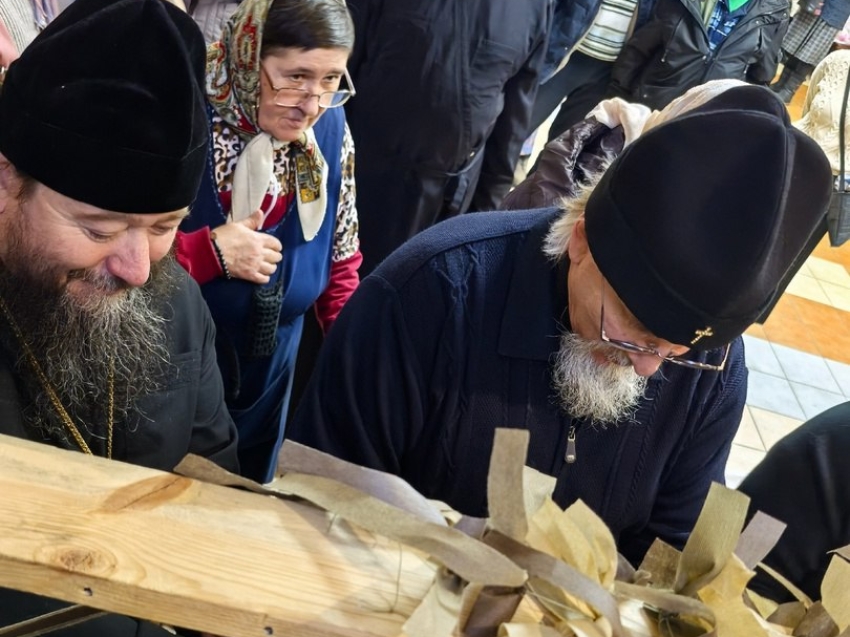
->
<box><xmin>0</xmin><ymin>0</ymin><xmax>238</xmax><ymax>634</ymax></box>
<box><xmin>291</xmin><ymin>85</ymin><xmax>833</xmax><ymax>567</ymax></box>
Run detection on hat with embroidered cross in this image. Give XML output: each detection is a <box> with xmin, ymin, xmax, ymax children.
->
<box><xmin>0</xmin><ymin>0</ymin><xmax>209</xmax><ymax>213</ymax></box>
<box><xmin>585</xmin><ymin>85</ymin><xmax>832</xmax><ymax>351</ymax></box>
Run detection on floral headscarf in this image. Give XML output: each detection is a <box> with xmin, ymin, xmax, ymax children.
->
<box><xmin>206</xmin><ymin>0</ymin><xmax>273</xmax><ymax>136</ymax></box>
<box><xmin>204</xmin><ymin>0</ymin><xmax>328</xmax><ymax>241</ymax></box>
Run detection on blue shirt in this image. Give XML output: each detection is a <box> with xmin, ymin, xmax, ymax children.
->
<box><xmin>707</xmin><ymin>0</ymin><xmax>752</xmax><ymax>51</ymax></box>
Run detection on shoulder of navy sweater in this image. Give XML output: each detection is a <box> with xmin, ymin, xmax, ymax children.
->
<box><xmin>369</xmin><ymin>208</ymin><xmax>561</xmax><ymax>288</ymax></box>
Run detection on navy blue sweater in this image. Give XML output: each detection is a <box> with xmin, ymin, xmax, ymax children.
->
<box><xmin>290</xmin><ymin>208</ymin><xmax>747</xmax><ymax>565</ymax></box>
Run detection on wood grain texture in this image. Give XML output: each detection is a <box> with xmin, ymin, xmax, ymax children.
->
<box><xmin>0</xmin><ymin>435</ymin><xmax>435</xmax><ymax>637</ymax></box>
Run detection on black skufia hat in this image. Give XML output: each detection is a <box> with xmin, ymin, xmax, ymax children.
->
<box><xmin>0</xmin><ymin>0</ymin><xmax>209</xmax><ymax>213</ymax></box>
<box><xmin>585</xmin><ymin>85</ymin><xmax>832</xmax><ymax>351</ymax></box>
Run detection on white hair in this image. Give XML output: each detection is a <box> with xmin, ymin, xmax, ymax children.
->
<box><xmin>542</xmin><ymin>163</ymin><xmax>609</xmax><ymax>261</ymax></box>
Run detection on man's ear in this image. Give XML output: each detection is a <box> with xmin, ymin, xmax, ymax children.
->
<box><xmin>567</xmin><ymin>217</ymin><xmax>590</xmax><ymax>263</ymax></box>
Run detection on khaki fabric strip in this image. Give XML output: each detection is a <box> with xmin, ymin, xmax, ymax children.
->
<box><xmin>487</xmin><ymin>429</ymin><xmax>531</xmax><ymax>541</ymax></box>
<box><xmin>674</xmin><ymin>483</ymin><xmax>750</xmax><ymax>597</ymax></box>
<box><xmin>822</xmin><ymin>556</ymin><xmax>850</xmax><ymax>631</ymax></box>
<box><xmin>174</xmin><ymin>454</ymin><xmax>526</xmax><ymax>587</ymax></box>
<box><xmin>755</xmin><ymin>562</ymin><xmax>814</xmax><ymax>605</ymax></box>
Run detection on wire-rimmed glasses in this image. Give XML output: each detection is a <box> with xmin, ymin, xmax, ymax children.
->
<box><xmin>260</xmin><ymin>65</ymin><xmax>356</xmax><ymax>109</ymax></box>
<box><xmin>599</xmin><ymin>290</ymin><xmax>730</xmax><ymax>372</ymax></box>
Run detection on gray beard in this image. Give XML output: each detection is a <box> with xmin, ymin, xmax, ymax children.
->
<box><xmin>552</xmin><ymin>331</ymin><xmax>648</xmax><ymax>425</ymax></box>
<box><xmin>0</xmin><ymin>244</ymin><xmax>175</xmax><ymax>453</ymax></box>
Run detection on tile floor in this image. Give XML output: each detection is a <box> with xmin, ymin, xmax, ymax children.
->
<box><xmin>722</xmin><ymin>83</ymin><xmax>850</xmax><ymax>488</ymax></box>
<box><xmin>726</xmin><ymin>236</ymin><xmax>850</xmax><ymax>487</ymax></box>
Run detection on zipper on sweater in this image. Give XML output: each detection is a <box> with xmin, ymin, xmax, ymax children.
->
<box><xmin>565</xmin><ymin>425</ymin><xmax>577</xmax><ymax>464</ymax></box>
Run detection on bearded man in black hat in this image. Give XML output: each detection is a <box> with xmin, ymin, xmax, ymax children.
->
<box><xmin>290</xmin><ymin>84</ymin><xmax>834</xmax><ymax>567</ymax></box>
<box><xmin>0</xmin><ymin>0</ymin><xmax>238</xmax><ymax>633</ymax></box>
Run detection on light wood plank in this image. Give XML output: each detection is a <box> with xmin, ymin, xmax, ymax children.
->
<box><xmin>0</xmin><ymin>435</ymin><xmax>436</xmax><ymax>637</ymax></box>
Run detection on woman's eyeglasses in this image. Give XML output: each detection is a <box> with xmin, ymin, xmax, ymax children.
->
<box><xmin>260</xmin><ymin>66</ymin><xmax>356</xmax><ymax>109</ymax></box>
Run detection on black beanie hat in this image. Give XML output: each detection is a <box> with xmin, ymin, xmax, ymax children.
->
<box><xmin>585</xmin><ymin>85</ymin><xmax>832</xmax><ymax>351</ymax></box>
<box><xmin>0</xmin><ymin>0</ymin><xmax>209</xmax><ymax>214</ymax></box>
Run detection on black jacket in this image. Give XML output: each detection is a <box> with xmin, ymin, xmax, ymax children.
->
<box><xmin>610</xmin><ymin>0</ymin><xmax>789</xmax><ymax>109</ymax></box>
<box><xmin>344</xmin><ymin>0</ymin><xmax>552</xmax><ymax>274</ymax></box>
<box><xmin>0</xmin><ymin>264</ymin><xmax>239</xmax><ymax>636</ymax></box>
<box><xmin>501</xmin><ymin>116</ymin><xmax>625</xmax><ymax>211</ymax></box>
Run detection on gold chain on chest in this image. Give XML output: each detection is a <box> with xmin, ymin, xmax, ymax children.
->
<box><xmin>0</xmin><ymin>293</ymin><xmax>114</xmax><ymax>458</ymax></box>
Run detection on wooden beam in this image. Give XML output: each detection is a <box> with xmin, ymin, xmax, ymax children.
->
<box><xmin>0</xmin><ymin>434</ymin><xmax>436</xmax><ymax>637</ymax></box>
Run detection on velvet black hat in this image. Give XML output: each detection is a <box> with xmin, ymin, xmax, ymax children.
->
<box><xmin>0</xmin><ymin>0</ymin><xmax>209</xmax><ymax>213</ymax></box>
<box><xmin>585</xmin><ymin>85</ymin><xmax>832</xmax><ymax>351</ymax></box>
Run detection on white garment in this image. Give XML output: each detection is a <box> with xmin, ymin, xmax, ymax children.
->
<box><xmin>795</xmin><ymin>49</ymin><xmax>850</xmax><ymax>175</ymax></box>
<box><xmin>0</xmin><ymin>0</ymin><xmax>38</xmax><ymax>55</ymax></box>
<box><xmin>585</xmin><ymin>79</ymin><xmax>749</xmax><ymax>149</ymax></box>
<box><xmin>231</xmin><ymin>128</ymin><xmax>328</xmax><ymax>241</ymax></box>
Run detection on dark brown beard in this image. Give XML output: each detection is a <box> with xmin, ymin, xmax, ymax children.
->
<box><xmin>0</xmin><ymin>215</ymin><xmax>176</xmax><ymax>455</ymax></box>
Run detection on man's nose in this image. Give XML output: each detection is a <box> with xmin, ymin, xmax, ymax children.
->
<box><xmin>627</xmin><ymin>352</ymin><xmax>664</xmax><ymax>377</ymax></box>
<box><xmin>105</xmin><ymin>231</ymin><xmax>151</xmax><ymax>287</ymax></box>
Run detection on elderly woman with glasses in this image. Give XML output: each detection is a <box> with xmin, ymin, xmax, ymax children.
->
<box><xmin>176</xmin><ymin>0</ymin><xmax>360</xmax><ymax>483</ymax></box>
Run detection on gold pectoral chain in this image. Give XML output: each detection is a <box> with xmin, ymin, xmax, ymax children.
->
<box><xmin>0</xmin><ymin>294</ymin><xmax>113</xmax><ymax>458</ymax></box>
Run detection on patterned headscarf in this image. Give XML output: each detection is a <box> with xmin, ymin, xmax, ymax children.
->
<box><xmin>206</xmin><ymin>0</ymin><xmax>271</xmax><ymax>136</ymax></box>
<box><xmin>205</xmin><ymin>0</ymin><xmax>328</xmax><ymax>240</ymax></box>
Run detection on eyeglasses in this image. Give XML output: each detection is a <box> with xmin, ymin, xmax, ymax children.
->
<box><xmin>260</xmin><ymin>65</ymin><xmax>356</xmax><ymax>109</ymax></box>
<box><xmin>599</xmin><ymin>290</ymin><xmax>730</xmax><ymax>372</ymax></box>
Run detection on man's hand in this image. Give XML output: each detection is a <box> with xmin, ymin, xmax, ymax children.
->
<box><xmin>212</xmin><ymin>210</ymin><xmax>283</xmax><ymax>284</ymax></box>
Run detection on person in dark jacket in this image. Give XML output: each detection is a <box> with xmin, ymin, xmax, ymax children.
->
<box><xmin>609</xmin><ymin>0</ymin><xmax>789</xmax><ymax>109</ymax></box>
<box><xmin>739</xmin><ymin>402</ymin><xmax>850</xmax><ymax>602</ymax></box>
<box><xmin>770</xmin><ymin>0</ymin><xmax>850</xmax><ymax>102</ymax></box>
<box><xmin>526</xmin><ymin>0</ymin><xmax>659</xmax><ymax>145</ymax></box>
<box><xmin>0</xmin><ymin>0</ymin><xmax>239</xmax><ymax>634</ymax></box>
<box><xmin>505</xmin><ymin>81</ymin><xmax>745</xmax><ymax>211</ymax></box>
<box><xmin>344</xmin><ymin>0</ymin><xmax>552</xmax><ymax>275</ymax></box>
<box><xmin>290</xmin><ymin>86</ymin><xmax>832</xmax><ymax>567</ymax></box>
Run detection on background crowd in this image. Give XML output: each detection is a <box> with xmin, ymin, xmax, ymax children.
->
<box><xmin>2</xmin><ymin>0</ymin><xmax>850</xmax><ymax>635</ymax></box>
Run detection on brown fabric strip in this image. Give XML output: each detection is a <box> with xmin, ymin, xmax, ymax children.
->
<box><xmin>460</xmin><ymin>586</ymin><xmax>525</xmax><ymax>637</ymax></box>
<box><xmin>276</xmin><ymin>441</ymin><xmax>447</xmax><ymax>526</ymax></box>
<box><xmin>735</xmin><ymin>511</ymin><xmax>787</xmax><ymax>571</ymax></box>
<box><xmin>767</xmin><ymin>601</ymin><xmax>807</xmax><ymax>628</ymax></box>
<box><xmin>795</xmin><ymin>601</ymin><xmax>840</xmax><ymax>637</ymax></box>
<box><xmin>483</xmin><ymin>530</ymin><xmax>629</xmax><ymax>637</ymax></box>
<box><xmin>637</xmin><ymin>538</ymin><xmax>682</xmax><ymax>589</ymax></box>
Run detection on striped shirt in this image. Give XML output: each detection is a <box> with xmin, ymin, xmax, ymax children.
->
<box><xmin>577</xmin><ymin>0</ymin><xmax>640</xmax><ymax>61</ymax></box>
